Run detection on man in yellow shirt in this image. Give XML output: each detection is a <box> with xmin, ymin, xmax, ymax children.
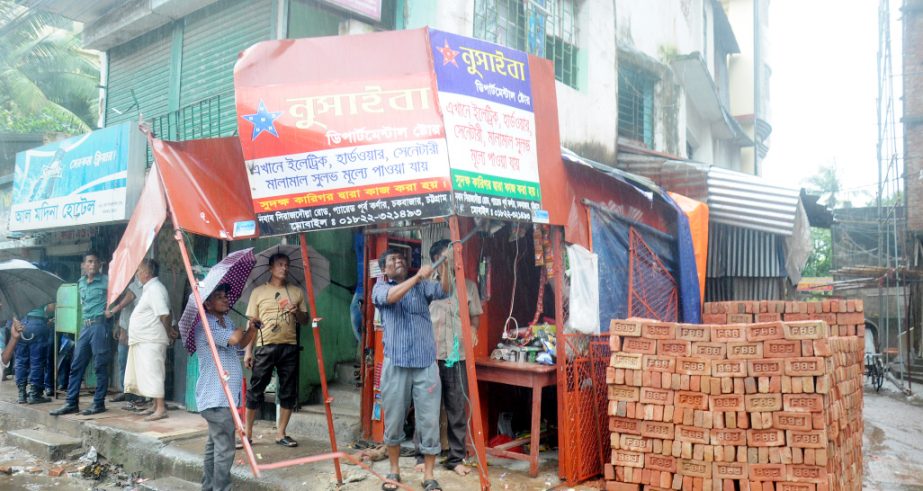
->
<box><xmin>243</xmin><ymin>253</ymin><xmax>308</xmax><ymax>448</ymax></box>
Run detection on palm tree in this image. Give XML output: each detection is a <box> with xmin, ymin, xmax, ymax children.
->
<box><xmin>0</xmin><ymin>1</ymin><xmax>99</xmax><ymax>133</ymax></box>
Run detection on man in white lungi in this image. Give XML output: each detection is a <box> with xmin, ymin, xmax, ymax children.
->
<box><xmin>124</xmin><ymin>259</ymin><xmax>176</xmax><ymax>421</ymax></box>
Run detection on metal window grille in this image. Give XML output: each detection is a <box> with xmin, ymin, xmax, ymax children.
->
<box><xmin>618</xmin><ymin>66</ymin><xmax>654</xmax><ymax>147</ymax></box>
<box><xmin>146</xmin><ymin>94</ymin><xmax>224</xmax><ymax>165</ymax></box>
<box><xmin>473</xmin><ymin>0</ymin><xmax>579</xmax><ymax>88</ymax></box>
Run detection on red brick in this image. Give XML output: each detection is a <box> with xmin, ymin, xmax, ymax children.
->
<box><xmin>815</xmin><ymin>313</ymin><xmax>837</xmax><ymax>325</ymax></box>
<box><xmin>776</xmin><ymin>483</ymin><xmax>816</xmax><ymax>491</ymax></box>
<box><xmin>710</xmin><ymin>428</ymin><xmax>747</xmax><ymax>446</ymax></box>
<box><xmin>611</xmin><ymin>319</ymin><xmax>643</xmax><ymax>336</ymax></box>
<box><xmin>837</xmin><ymin>312</ymin><xmax>864</xmax><ymax>325</ymax></box>
<box><xmin>711</xmin><ymin>325</ymin><xmax>748</xmax><ymax>342</ymax></box>
<box><xmin>610</xmin><ymin>334</ymin><xmax>622</xmax><ymax>351</ymax></box>
<box><xmin>640</xmin><ymin>387</ymin><xmax>673</xmax><ymax>406</ymax></box>
<box><xmin>675</xmin><ymin>425</ymin><xmax>710</xmax><ymax>444</ymax></box>
<box><xmin>712</xmin><ymin>359</ymin><xmax>747</xmax><ymax>378</ymax></box>
<box><xmin>604</xmin><ymin>463</ymin><xmax>616</xmax><ymax>480</ymax></box>
<box><xmin>691</xmin><ymin>342</ymin><xmax>727</xmax><ymax>359</ymax></box>
<box><xmin>609</xmin><ymin>385</ymin><xmax>641</xmax><ymax>402</ymax></box>
<box><xmin>677</xmin><ymin>324</ymin><xmax>711</xmax><ymax>342</ymax></box>
<box><xmin>674</xmin><ymin>391</ymin><xmax>709</xmax><ymax>410</ymax></box>
<box><xmin>677</xmin><ymin>459</ymin><xmax>712</xmax><ymax>478</ymax></box>
<box><xmin>783</xmin><ymin>394</ymin><xmax>824</xmax><ymax>413</ymax></box>
<box><xmin>787</xmin><ymin>464</ymin><xmax>826</xmax><ymax>483</ymax></box>
<box><xmin>605</xmin><ymin>483</ymin><xmax>640</xmax><ymax>491</ymax></box>
<box><xmin>787</xmin><ymin>429</ymin><xmax>827</xmax><ymax>448</ymax></box>
<box><xmin>642</xmin><ymin>322</ymin><xmax>676</xmax><ymax>340</ymax></box>
<box><xmin>642</xmin><ymin>355</ymin><xmax>676</xmax><ymax>373</ymax></box>
<box><xmin>782</xmin><ymin>321</ymin><xmax>828</xmax><ymax>340</ymax></box>
<box><xmin>748</xmin><ymin>359</ymin><xmax>784</xmax><ymax>377</ymax></box>
<box><xmin>619</xmin><ymin>434</ymin><xmax>653</xmax><ymax>453</ymax></box>
<box><xmin>675</xmin><ymin>357</ymin><xmax>711</xmax><ymax>376</ymax></box>
<box><xmin>713</xmin><ymin>461</ymin><xmax>748</xmax><ymax>480</ymax></box>
<box><xmin>783</xmin><ymin>313</ymin><xmax>810</xmax><ymax>321</ymax></box>
<box><xmin>764</xmin><ymin>339</ymin><xmax>802</xmax><ymax>358</ymax></box>
<box><xmin>745</xmin><ymin>393</ymin><xmax>782</xmax><ymax>412</ymax></box>
<box><xmin>640</xmin><ymin>421</ymin><xmax>675</xmax><ymax>439</ymax></box>
<box><xmin>772</xmin><ymin>412</ymin><xmax>813</xmax><ymax>431</ymax></box>
<box><xmin>47</xmin><ymin>467</ymin><xmax>65</xmax><ymax>477</ymax></box>
<box><xmin>728</xmin><ymin>314</ymin><xmax>753</xmax><ymax>323</ymax></box>
<box><xmin>756</xmin><ymin>313</ymin><xmax>782</xmax><ymax>322</ymax></box>
<box><xmin>783</xmin><ymin>357</ymin><xmax>826</xmax><ymax>377</ymax></box>
<box><xmin>746</xmin><ymin>322</ymin><xmax>785</xmax><ymax>341</ymax></box>
<box><xmin>622</xmin><ymin>336</ymin><xmax>657</xmax><ymax>354</ymax></box>
<box><xmin>612</xmin><ymin>449</ymin><xmax>645</xmax><ymax>467</ymax></box>
<box><xmin>701</xmin><ymin>313</ymin><xmax>727</xmax><ymax>324</ymax></box>
<box><xmin>611</xmin><ymin>353</ymin><xmax>643</xmax><ymax>370</ymax></box>
<box><xmin>749</xmin><ymin>463</ymin><xmax>786</xmax><ymax>481</ymax></box>
<box><xmin>855</xmin><ymin>299</ymin><xmax>864</xmax><ymax>312</ymax></box>
<box><xmin>610</xmin><ymin>416</ymin><xmax>642</xmax><ymax>434</ymax></box>
<box><xmin>644</xmin><ymin>453</ymin><xmax>677</xmax><ymax>473</ymax></box>
<box><xmin>710</xmin><ymin>394</ymin><xmax>745</xmax><ymax>412</ymax></box>
<box><xmin>727</xmin><ymin>342</ymin><xmax>765</xmax><ymax>359</ymax></box>
<box><xmin>658</xmin><ymin>339</ymin><xmax>691</xmax><ymax>356</ymax></box>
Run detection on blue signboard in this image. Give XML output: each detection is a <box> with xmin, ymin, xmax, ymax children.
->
<box><xmin>9</xmin><ymin>123</ymin><xmax>145</xmax><ymax>231</ymax></box>
<box><xmin>429</xmin><ymin>28</ymin><xmax>541</xmax><ymax>222</ymax></box>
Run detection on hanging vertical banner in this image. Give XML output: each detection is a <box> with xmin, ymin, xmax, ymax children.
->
<box><xmin>8</xmin><ymin>123</ymin><xmax>146</xmax><ymax>232</ymax></box>
<box><xmin>234</xmin><ymin>30</ymin><xmax>454</xmax><ymax>236</ymax></box>
<box><xmin>429</xmin><ymin>29</ymin><xmax>542</xmax><ymax>222</ymax></box>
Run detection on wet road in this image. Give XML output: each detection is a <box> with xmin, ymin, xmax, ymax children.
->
<box><xmin>863</xmin><ymin>385</ymin><xmax>923</xmax><ymax>490</ymax></box>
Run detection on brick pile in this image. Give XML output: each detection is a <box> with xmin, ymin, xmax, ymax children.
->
<box><xmin>701</xmin><ymin>300</ymin><xmax>865</xmax><ymax>338</ymax></box>
<box><xmin>604</xmin><ymin>318</ymin><xmax>863</xmax><ymax>491</ymax></box>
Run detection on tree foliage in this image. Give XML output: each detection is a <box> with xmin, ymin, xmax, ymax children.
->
<box><xmin>0</xmin><ymin>1</ymin><xmax>99</xmax><ymax>133</ymax></box>
<box><xmin>802</xmin><ymin>227</ymin><xmax>832</xmax><ymax>277</ymax></box>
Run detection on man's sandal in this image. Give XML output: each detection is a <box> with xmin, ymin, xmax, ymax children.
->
<box><xmin>422</xmin><ymin>479</ymin><xmax>443</xmax><ymax>491</ymax></box>
<box><xmin>382</xmin><ymin>473</ymin><xmax>401</xmax><ymax>491</ymax></box>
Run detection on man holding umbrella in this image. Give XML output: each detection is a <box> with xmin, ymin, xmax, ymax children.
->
<box><xmin>243</xmin><ymin>251</ymin><xmax>308</xmax><ymax>448</ymax></box>
<box><xmin>51</xmin><ymin>251</ymin><xmax>114</xmax><ymax>416</ymax></box>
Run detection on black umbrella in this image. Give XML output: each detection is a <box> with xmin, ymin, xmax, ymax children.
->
<box><xmin>0</xmin><ymin>259</ymin><xmax>64</xmax><ymax>322</ymax></box>
<box><xmin>240</xmin><ymin>244</ymin><xmax>330</xmax><ymax>303</ymax></box>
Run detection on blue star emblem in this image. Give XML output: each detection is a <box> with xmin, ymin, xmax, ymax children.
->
<box><xmin>241</xmin><ymin>100</ymin><xmax>282</xmax><ymax>140</ymax></box>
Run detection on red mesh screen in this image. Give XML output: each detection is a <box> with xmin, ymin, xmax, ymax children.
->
<box><xmin>628</xmin><ymin>228</ymin><xmax>678</xmax><ymax>321</ymax></box>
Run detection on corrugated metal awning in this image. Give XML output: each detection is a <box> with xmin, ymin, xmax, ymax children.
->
<box><xmin>617</xmin><ymin>151</ymin><xmax>801</xmax><ymax>236</ymax></box>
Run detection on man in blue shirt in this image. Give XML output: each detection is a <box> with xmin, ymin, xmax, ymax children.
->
<box><xmin>197</xmin><ymin>283</ymin><xmax>258</xmax><ymax>491</ymax></box>
<box><xmin>371</xmin><ymin>248</ymin><xmax>449</xmax><ymax>491</ymax></box>
<box><xmin>51</xmin><ymin>251</ymin><xmax>114</xmax><ymax>416</ymax></box>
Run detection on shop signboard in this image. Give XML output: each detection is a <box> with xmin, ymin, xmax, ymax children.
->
<box><xmin>429</xmin><ymin>29</ymin><xmax>542</xmax><ymax>222</ymax></box>
<box><xmin>8</xmin><ymin>123</ymin><xmax>145</xmax><ymax>232</ymax></box>
<box><xmin>235</xmin><ymin>29</ymin><xmax>454</xmax><ymax>236</ymax></box>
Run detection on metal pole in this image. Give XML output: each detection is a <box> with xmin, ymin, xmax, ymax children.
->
<box><xmin>551</xmin><ymin>226</ymin><xmax>568</xmax><ymax>480</ymax></box>
<box><xmin>448</xmin><ymin>216</ymin><xmax>491</xmax><ymax>490</ymax></box>
<box><xmin>297</xmin><ymin>233</ymin><xmax>343</xmax><ymax>484</ymax></box>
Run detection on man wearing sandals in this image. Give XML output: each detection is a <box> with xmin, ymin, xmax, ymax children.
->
<box><xmin>123</xmin><ymin>259</ymin><xmax>177</xmax><ymax>421</ymax></box>
<box><xmin>372</xmin><ymin>248</ymin><xmax>450</xmax><ymax>491</ymax></box>
<box><xmin>244</xmin><ymin>253</ymin><xmax>308</xmax><ymax>448</ymax></box>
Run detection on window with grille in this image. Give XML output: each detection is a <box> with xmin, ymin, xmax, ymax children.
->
<box><xmin>618</xmin><ymin>65</ymin><xmax>655</xmax><ymax>147</ymax></box>
<box><xmin>473</xmin><ymin>0</ymin><xmax>579</xmax><ymax>88</ymax></box>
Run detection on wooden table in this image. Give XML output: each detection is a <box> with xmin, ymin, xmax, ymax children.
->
<box><xmin>475</xmin><ymin>358</ymin><xmax>557</xmax><ymax>477</ymax></box>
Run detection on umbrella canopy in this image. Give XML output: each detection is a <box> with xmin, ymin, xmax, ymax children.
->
<box><xmin>0</xmin><ymin>260</ymin><xmax>64</xmax><ymax>322</ymax></box>
<box><xmin>177</xmin><ymin>248</ymin><xmax>255</xmax><ymax>354</ymax></box>
<box><xmin>240</xmin><ymin>244</ymin><xmax>330</xmax><ymax>305</ymax></box>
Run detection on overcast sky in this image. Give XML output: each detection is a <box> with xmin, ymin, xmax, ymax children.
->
<box><xmin>761</xmin><ymin>0</ymin><xmax>900</xmax><ymax>207</ymax></box>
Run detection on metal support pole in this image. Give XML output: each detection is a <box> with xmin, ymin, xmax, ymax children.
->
<box><xmin>298</xmin><ymin>233</ymin><xmax>343</xmax><ymax>484</ymax></box>
<box><xmin>551</xmin><ymin>226</ymin><xmax>568</xmax><ymax>481</ymax></box>
<box><xmin>448</xmin><ymin>216</ymin><xmax>491</xmax><ymax>490</ymax></box>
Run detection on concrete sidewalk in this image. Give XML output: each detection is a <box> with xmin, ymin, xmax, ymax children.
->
<box><xmin>0</xmin><ymin>381</ymin><xmax>579</xmax><ymax>490</ymax></box>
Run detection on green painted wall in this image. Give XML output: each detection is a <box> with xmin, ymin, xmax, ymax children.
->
<box><xmin>288</xmin><ymin>0</ymin><xmax>342</xmax><ymax>38</ymax></box>
<box><xmin>106</xmin><ymin>25</ymin><xmax>172</xmax><ymax>125</ymax></box>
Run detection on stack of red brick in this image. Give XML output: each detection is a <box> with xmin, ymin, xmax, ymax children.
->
<box><xmin>605</xmin><ymin>318</ymin><xmax>863</xmax><ymax>491</ymax></box>
<box><xmin>702</xmin><ymin>300</ymin><xmax>865</xmax><ymax>337</ymax></box>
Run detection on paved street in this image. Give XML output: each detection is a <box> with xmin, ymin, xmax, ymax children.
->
<box><xmin>863</xmin><ymin>384</ymin><xmax>923</xmax><ymax>490</ymax></box>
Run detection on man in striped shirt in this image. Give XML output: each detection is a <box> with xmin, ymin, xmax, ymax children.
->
<box><xmin>372</xmin><ymin>248</ymin><xmax>450</xmax><ymax>491</ymax></box>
